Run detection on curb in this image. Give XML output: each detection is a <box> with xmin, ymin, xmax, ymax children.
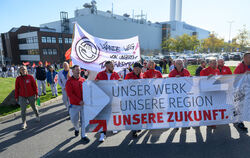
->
<box><xmin>0</xmin><ymin>95</ymin><xmax>63</xmax><ymax>122</ymax></box>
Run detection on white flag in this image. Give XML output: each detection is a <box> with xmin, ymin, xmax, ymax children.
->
<box><xmin>71</xmin><ymin>23</ymin><xmax>141</xmax><ymax>72</ymax></box>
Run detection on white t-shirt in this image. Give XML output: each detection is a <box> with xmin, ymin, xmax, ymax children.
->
<box><xmin>106</xmin><ymin>72</ymin><xmax>112</xmax><ymax>80</ymax></box>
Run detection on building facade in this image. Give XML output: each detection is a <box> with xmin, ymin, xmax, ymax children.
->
<box><xmin>0</xmin><ymin>26</ymin><xmax>72</xmax><ymax>65</ymax></box>
<box><xmin>40</xmin><ymin>7</ymin><xmax>210</xmax><ymax>53</ymax></box>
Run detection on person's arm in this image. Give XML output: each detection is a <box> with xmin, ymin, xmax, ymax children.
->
<box><xmin>31</xmin><ymin>76</ymin><xmax>38</xmax><ymax>98</ymax></box>
<box><xmin>46</xmin><ymin>72</ymin><xmax>49</xmax><ymax>84</ymax></box>
<box><xmin>95</xmin><ymin>73</ymin><xmax>100</xmax><ymax>80</ymax></box>
<box><xmin>15</xmin><ymin>78</ymin><xmax>19</xmax><ymax>101</ymax></box>
<box><xmin>158</xmin><ymin>71</ymin><xmax>163</xmax><ymax>78</ymax></box>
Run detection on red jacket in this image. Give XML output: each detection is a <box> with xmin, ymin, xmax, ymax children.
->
<box><xmin>95</xmin><ymin>70</ymin><xmax>120</xmax><ymax>80</ymax></box>
<box><xmin>217</xmin><ymin>66</ymin><xmax>232</xmax><ymax>75</ymax></box>
<box><xmin>15</xmin><ymin>74</ymin><xmax>38</xmax><ymax>99</ymax></box>
<box><xmin>125</xmin><ymin>71</ymin><xmax>143</xmax><ymax>80</ymax></box>
<box><xmin>143</xmin><ymin>69</ymin><xmax>162</xmax><ymax>78</ymax></box>
<box><xmin>65</xmin><ymin>76</ymin><xmax>85</xmax><ymax>105</ymax></box>
<box><xmin>168</xmin><ymin>68</ymin><xmax>190</xmax><ymax>77</ymax></box>
<box><xmin>200</xmin><ymin>67</ymin><xmax>220</xmax><ymax>76</ymax></box>
<box><xmin>234</xmin><ymin>62</ymin><xmax>250</xmax><ymax>74</ymax></box>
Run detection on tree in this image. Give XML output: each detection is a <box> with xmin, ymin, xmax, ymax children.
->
<box><xmin>236</xmin><ymin>25</ymin><xmax>250</xmax><ymax>51</ymax></box>
<box><xmin>161</xmin><ymin>37</ymin><xmax>176</xmax><ymax>53</ymax></box>
<box><xmin>202</xmin><ymin>32</ymin><xmax>224</xmax><ymax>52</ymax></box>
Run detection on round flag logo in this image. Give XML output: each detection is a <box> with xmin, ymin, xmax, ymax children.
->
<box><xmin>75</xmin><ymin>38</ymin><xmax>100</xmax><ymax>63</ymax></box>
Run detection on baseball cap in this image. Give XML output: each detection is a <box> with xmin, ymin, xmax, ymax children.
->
<box><xmin>133</xmin><ymin>62</ymin><xmax>143</xmax><ymax>68</ymax></box>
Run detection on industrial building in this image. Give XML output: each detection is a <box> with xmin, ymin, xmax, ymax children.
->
<box><xmin>40</xmin><ymin>0</ymin><xmax>210</xmax><ymax>52</ymax></box>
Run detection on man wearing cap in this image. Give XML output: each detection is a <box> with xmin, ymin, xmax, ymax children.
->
<box><xmin>217</xmin><ymin>59</ymin><xmax>232</xmax><ymax>75</ymax></box>
<box><xmin>169</xmin><ymin>59</ymin><xmax>191</xmax><ymax>77</ymax></box>
<box><xmin>125</xmin><ymin>62</ymin><xmax>143</xmax><ymax>137</ymax></box>
<box><xmin>65</xmin><ymin>65</ymin><xmax>90</xmax><ymax>143</ymax></box>
<box><xmin>233</xmin><ymin>52</ymin><xmax>250</xmax><ymax>131</ymax></box>
<box><xmin>35</xmin><ymin>61</ymin><xmax>47</xmax><ymax>96</ymax></box>
<box><xmin>143</xmin><ymin>61</ymin><xmax>162</xmax><ymax>78</ymax></box>
<box><xmin>125</xmin><ymin>62</ymin><xmax>143</xmax><ymax>80</ymax></box>
<box><xmin>95</xmin><ymin>61</ymin><xmax>120</xmax><ymax>142</ymax></box>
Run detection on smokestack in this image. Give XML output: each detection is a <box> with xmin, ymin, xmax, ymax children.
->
<box><xmin>176</xmin><ymin>0</ymin><xmax>182</xmax><ymax>21</ymax></box>
<box><xmin>170</xmin><ymin>0</ymin><xmax>176</xmax><ymax>21</ymax></box>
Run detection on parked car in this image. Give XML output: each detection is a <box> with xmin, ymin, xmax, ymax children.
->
<box><xmin>232</xmin><ymin>54</ymin><xmax>241</xmax><ymax>61</ymax></box>
<box><xmin>221</xmin><ymin>53</ymin><xmax>229</xmax><ymax>61</ymax></box>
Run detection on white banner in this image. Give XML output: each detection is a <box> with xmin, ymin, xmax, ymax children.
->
<box><xmin>71</xmin><ymin>23</ymin><xmax>140</xmax><ymax>72</ymax></box>
<box><xmin>83</xmin><ymin>74</ymin><xmax>250</xmax><ymax>132</ymax></box>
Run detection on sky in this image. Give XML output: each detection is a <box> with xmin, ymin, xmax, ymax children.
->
<box><xmin>1</xmin><ymin>0</ymin><xmax>249</xmax><ymax>41</ymax></box>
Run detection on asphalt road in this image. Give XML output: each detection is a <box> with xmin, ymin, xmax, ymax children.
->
<box><xmin>1</xmin><ymin>100</ymin><xmax>250</xmax><ymax>158</ymax></box>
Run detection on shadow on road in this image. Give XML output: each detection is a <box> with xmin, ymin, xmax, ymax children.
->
<box><xmin>0</xmin><ymin>102</ymin><xmax>68</xmax><ymax>153</ymax></box>
<box><xmin>42</xmin><ymin>124</ymin><xmax>250</xmax><ymax>158</ymax></box>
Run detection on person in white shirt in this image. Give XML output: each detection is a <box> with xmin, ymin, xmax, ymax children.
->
<box><xmin>58</xmin><ymin>62</ymin><xmax>71</xmax><ymax>113</ymax></box>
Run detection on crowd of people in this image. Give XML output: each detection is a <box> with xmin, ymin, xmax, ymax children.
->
<box><xmin>12</xmin><ymin>52</ymin><xmax>250</xmax><ymax>144</ymax></box>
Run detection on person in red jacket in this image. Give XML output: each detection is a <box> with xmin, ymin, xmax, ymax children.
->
<box><xmin>200</xmin><ymin>58</ymin><xmax>220</xmax><ymax>77</ymax></box>
<box><xmin>15</xmin><ymin>66</ymin><xmax>39</xmax><ymax>129</ymax></box>
<box><xmin>95</xmin><ymin>61</ymin><xmax>120</xmax><ymax>80</ymax></box>
<box><xmin>143</xmin><ymin>61</ymin><xmax>162</xmax><ymax>78</ymax></box>
<box><xmin>217</xmin><ymin>59</ymin><xmax>232</xmax><ymax>75</ymax></box>
<box><xmin>125</xmin><ymin>62</ymin><xmax>143</xmax><ymax>137</ymax></box>
<box><xmin>95</xmin><ymin>61</ymin><xmax>120</xmax><ymax>142</ymax></box>
<box><xmin>200</xmin><ymin>58</ymin><xmax>220</xmax><ymax>129</ymax></box>
<box><xmin>66</xmin><ymin>65</ymin><xmax>90</xmax><ymax>143</ymax></box>
<box><xmin>125</xmin><ymin>62</ymin><xmax>143</xmax><ymax>80</ymax></box>
<box><xmin>233</xmin><ymin>52</ymin><xmax>250</xmax><ymax>131</ymax></box>
<box><xmin>234</xmin><ymin>52</ymin><xmax>250</xmax><ymax>74</ymax></box>
<box><xmin>168</xmin><ymin>59</ymin><xmax>191</xmax><ymax>77</ymax></box>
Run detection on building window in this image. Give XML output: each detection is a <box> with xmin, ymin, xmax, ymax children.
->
<box><xmin>43</xmin><ymin>49</ymin><xmax>47</xmax><ymax>55</ymax></box>
<box><xmin>48</xmin><ymin>49</ymin><xmax>52</xmax><ymax>55</ymax></box>
<box><xmin>64</xmin><ymin>38</ymin><xmax>69</xmax><ymax>44</ymax></box>
<box><xmin>58</xmin><ymin>38</ymin><xmax>62</xmax><ymax>43</ymax></box>
<box><xmin>52</xmin><ymin>37</ymin><xmax>56</xmax><ymax>43</ymax></box>
<box><xmin>69</xmin><ymin>38</ymin><xmax>72</xmax><ymax>44</ymax></box>
<box><xmin>19</xmin><ymin>38</ymin><xmax>26</xmax><ymax>44</ymax></box>
<box><xmin>42</xmin><ymin>37</ymin><xmax>46</xmax><ymax>43</ymax></box>
<box><xmin>27</xmin><ymin>37</ymin><xmax>33</xmax><ymax>44</ymax></box>
<box><xmin>47</xmin><ymin>37</ymin><xmax>52</xmax><ymax>43</ymax></box>
<box><xmin>28</xmin><ymin>49</ymin><xmax>39</xmax><ymax>55</ymax></box>
<box><xmin>53</xmin><ymin>49</ymin><xmax>57</xmax><ymax>55</ymax></box>
<box><xmin>33</xmin><ymin>37</ymin><xmax>38</xmax><ymax>43</ymax></box>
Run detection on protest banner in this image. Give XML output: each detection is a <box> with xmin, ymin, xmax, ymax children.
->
<box><xmin>82</xmin><ymin>74</ymin><xmax>250</xmax><ymax>132</ymax></box>
<box><xmin>70</xmin><ymin>23</ymin><xmax>140</xmax><ymax>72</ymax></box>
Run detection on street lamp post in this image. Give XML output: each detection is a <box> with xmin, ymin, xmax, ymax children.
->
<box><xmin>228</xmin><ymin>20</ymin><xmax>234</xmax><ymax>52</ymax></box>
<box><xmin>228</xmin><ymin>21</ymin><xmax>234</xmax><ymax>43</ymax></box>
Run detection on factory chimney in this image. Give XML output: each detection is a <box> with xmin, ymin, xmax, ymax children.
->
<box><xmin>170</xmin><ymin>0</ymin><xmax>182</xmax><ymax>21</ymax></box>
